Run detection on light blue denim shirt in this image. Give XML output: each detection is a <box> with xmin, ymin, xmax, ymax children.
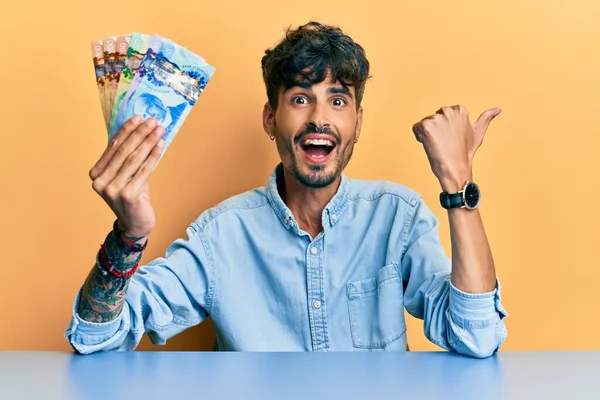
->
<box><xmin>65</xmin><ymin>164</ymin><xmax>508</xmax><ymax>357</ymax></box>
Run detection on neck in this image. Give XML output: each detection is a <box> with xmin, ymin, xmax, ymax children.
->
<box><xmin>279</xmin><ymin>168</ymin><xmax>341</xmax><ymax>237</ymax></box>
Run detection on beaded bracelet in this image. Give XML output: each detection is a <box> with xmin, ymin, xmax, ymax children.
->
<box><xmin>96</xmin><ymin>220</ymin><xmax>148</xmax><ymax>279</ymax></box>
<box><xmin>98</xmin><ymin>243</ymin><xmax>140</xmax><ymax>279</ymax></box>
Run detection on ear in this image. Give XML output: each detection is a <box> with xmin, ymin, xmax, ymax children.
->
<box><xmin>262</xmin><ymin>102</ymin><xmax>275</xmax><ymax>139</ymax></box>
<box><xmin>354</xmin><ymin>106</ymin><xmax>363</xmax><ymax>142</ymax></box>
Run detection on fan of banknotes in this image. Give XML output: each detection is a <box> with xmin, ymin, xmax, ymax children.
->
<box><xmin>90</xmin><ymin>33</ymin><xmax>215</xmax><ymax>159</ymax></box>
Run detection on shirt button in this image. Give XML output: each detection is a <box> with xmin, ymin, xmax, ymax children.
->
<box><xmin>310</xmin><ymin>247</ymin><xmax>318</xmax><ymax>255</ymax></box>
<box><xmin>313</xmin><ymin>300</ymin><xmax>322</xmax><ymax>309</ymax></box>
<box><xmin>331</xmin><ymin>214</ymin><xmax>337</xmax><ymax>222</ymax></box>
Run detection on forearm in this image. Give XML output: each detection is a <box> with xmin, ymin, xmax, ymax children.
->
<box><xmin>78</xmin><ymin>221</ymin><xmax>147</xmax><ymax>323</ymax></box>
<box><xmin>401</xmin><ymin>196</ymin><xmax>507</xmax><ymax>358</ymax></box>
<box><xmin>448</xmin><ymin>207</ymin><xmax>496</xmax><ymax>293</ymax></box>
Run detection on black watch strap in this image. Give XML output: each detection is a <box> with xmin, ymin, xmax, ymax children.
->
<box><xmin>439</xmin><ymin>192</ymin><xmax>464</xmax><ymax>209</ymax></box>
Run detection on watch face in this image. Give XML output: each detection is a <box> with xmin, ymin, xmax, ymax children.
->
<box><xmin>463</xmin><ymin>182</ymin><xmax>480</xmax><ymax>209</ymax></box>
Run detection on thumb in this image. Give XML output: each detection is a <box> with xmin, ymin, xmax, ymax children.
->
<box><xmin>473</xmin><ymin>107</ymin><xmax>501</xmax><ymax>136</ymax></box>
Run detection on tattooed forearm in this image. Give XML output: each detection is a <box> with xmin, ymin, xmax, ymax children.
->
<box><xmin>77</xmin><ymin>223</ymin><xmax>147</xmax><ymax>323</ymax></box>
<box><xmin>78</xmin><ymin>260</ymin><xmax>130</xmax><ymax>324</ymax></box>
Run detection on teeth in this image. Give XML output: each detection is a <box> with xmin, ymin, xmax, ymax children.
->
<box><xmin>304</xmin><ymin>139</ymin><xmax>334</xmax><ymax>146</ymax></box>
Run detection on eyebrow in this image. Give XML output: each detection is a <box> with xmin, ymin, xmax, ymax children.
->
<box><xmin>284</xmin><ymin>84</ymin><xmax>354</xmax><ymax>99</ymax></box>
<box><xmin>327</xmin><ymin>86</ymin><xmax>353</xmax><ymax>99</ymax></box>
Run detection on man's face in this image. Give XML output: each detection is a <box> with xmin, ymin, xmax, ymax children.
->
<box><xmin>264</xmin><ymin>77</ymin><xmax>363</xmax><ymax>189</ymax></box>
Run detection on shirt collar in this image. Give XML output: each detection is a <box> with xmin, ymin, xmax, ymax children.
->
<box><xmin>265</xmin><ymin>163</ymin><xmax>351</xmax><ymax>232</ymax></box>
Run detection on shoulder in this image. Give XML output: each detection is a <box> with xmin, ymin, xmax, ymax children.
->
<box><xmin>190</xmin><ymin>186</ymin><xmax>271</xmax><ymax>232</ymax></box>
<box><xmin>347</xmin><ymin>177</ymin><xmax>423</xmax><ymax>207</ymax></box>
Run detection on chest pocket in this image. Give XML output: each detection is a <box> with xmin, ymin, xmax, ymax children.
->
<box><xmin>346</xmin><ymin>263</ymin><xmax>406</xmax><ymax>349</ymax></box>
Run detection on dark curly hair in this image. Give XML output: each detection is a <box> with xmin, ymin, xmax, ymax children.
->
<box><xmin>261</xmin><ymin>21</ymin><xmax>371</xmax><ymax>111</ymax></box>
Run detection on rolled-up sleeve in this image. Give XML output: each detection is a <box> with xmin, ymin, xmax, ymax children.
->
<box><xmin>64</xmin><ymin>224</ymin><xmax>215</xmax><ymax>354</ymax></box>
<box><xmin>446</xmin><ymin>279</ymin><xmax>508</xmax><ymax>357</ymax></box>
<box><xmin>64</xmin><ymin>288</ymin><xmax>131</xmax><ymax>353</ymax></box>
<box><xmin>400</xmin><ymin>198</ymin><xmax>508</xmax><ymax>358</ymax></box>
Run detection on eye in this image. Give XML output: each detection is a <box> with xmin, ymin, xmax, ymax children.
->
<box><xmin>291</xmin><ymin>96</ymin><xmax>308</xmax><ymax>105</ymax></box>
<box><xmin>332</xmin><ymin>97</ymin><xmax>347</xmax><ymax>107</ymax></box>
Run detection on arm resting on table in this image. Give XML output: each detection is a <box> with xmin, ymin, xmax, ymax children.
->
<box><xmin>64</xmin><ymin>223</ymin><xmax>215</xmax><ymax>354</ymax></box>
<box><xmin>401</xmin><ymin>199</ymin><xmax>508</xmax><ymax>358</ymax></box>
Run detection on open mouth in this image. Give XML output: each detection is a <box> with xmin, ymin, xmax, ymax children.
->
<box><xmin>300</xmin><ymin>138</ymin><xmax>336</xmax><ymax>162</ymax></box>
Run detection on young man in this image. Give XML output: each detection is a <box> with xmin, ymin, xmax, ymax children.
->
<box><xmin>65</xmin><ymin>21</ymin><xmax>508</xmax><ymax>357</ymax></box>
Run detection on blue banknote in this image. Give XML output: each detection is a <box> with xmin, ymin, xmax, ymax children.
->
<box><xmin>110</xmin><ymin>37</ymin><xmax>215</xmax><ymax>161</ymax></box>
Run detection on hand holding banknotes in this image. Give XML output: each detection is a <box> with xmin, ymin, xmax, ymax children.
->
<box><xmin>89</xmin><ymin>32</ymin><xmax>215</xmax><ymax>237</ymax></box>
<box><xmin>89</xmin><ymin>116</ymin><xmax>165</xmax><ymax>238</ymax></box>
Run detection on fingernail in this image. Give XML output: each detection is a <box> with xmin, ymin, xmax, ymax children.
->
<box><xmin>132</xmin><ymin>115</ymin><xmax>142</xmax><ymax>124</ymax></box>
<box><xmin>154</xmin><ymin>126</ymin><xmax>165</xmax><ymax>136</ymax></box>
<box><xmin>147</xmin><ymin>119</ymin><xmax>158</xmax><ymax>128</ymax></box>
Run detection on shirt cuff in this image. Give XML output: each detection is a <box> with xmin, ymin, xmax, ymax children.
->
<box><xmin>448</xmin><ymin>278</ymin><xmax>509</xmax><ymax>324</ymax></box>
<box><xmin>64</xmin><ymin>288</ymin><xmax>124</xmax><ymax>345</ymax></box>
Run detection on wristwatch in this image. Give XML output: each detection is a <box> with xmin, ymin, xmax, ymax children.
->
<box><xmin>440</xmin><ymin>181</ymin><xmax>481</xmax><ymax>210</ymax></box>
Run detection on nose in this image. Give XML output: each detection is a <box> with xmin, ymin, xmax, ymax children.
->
<box><xmin>307</xmin><ymin>101</ymin><xmax>330</xmax><ymax>131</ymax></box>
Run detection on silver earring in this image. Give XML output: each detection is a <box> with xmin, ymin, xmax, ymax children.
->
<box><xmin>269</xmin><ymin>134</ymin><xmax>275</xmax><ymax>141</ymax></box>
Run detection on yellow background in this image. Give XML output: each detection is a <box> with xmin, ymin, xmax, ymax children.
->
<box><xmin>1</xmin><ymin>0</ymin><xmax>599</xmax><ymax>352</ymax></box>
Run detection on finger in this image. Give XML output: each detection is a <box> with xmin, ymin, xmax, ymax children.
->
<box><xmin>92</xmin><ymin>119</ymin><xmax>159</xmax><ymax>193</ymax></box>
<box><xmin>124</xmin><ymin>139</ymin><xmax>165</xmax><ymax>195</ymax></box>
<box><xmin>106</xmin><ymin>126</ymin><xmax>165</xmax><ymax>193</ymax></box>
<box><xmin>90</xmin><ymin>116</ymin><xmax>143</xmax><ymax>180</ymax></box>
<box><xmin>435</xmin><ymin>106</ymin><xmax>454</xmax><ymax>116</ymax></box>
<box><xmin>412</xmin><ymin>122</ymin><xmax>425</xmax><ymax>142</ymax></box>
<box><xmin>412</xmin><ymin>116</ymin><xmax>435</xmax><ymax>142</ymax></box>
<box><xmin>473</xmin><ymin>107</ymin><xmax>501</xmax><ymax>136</ymax></box>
